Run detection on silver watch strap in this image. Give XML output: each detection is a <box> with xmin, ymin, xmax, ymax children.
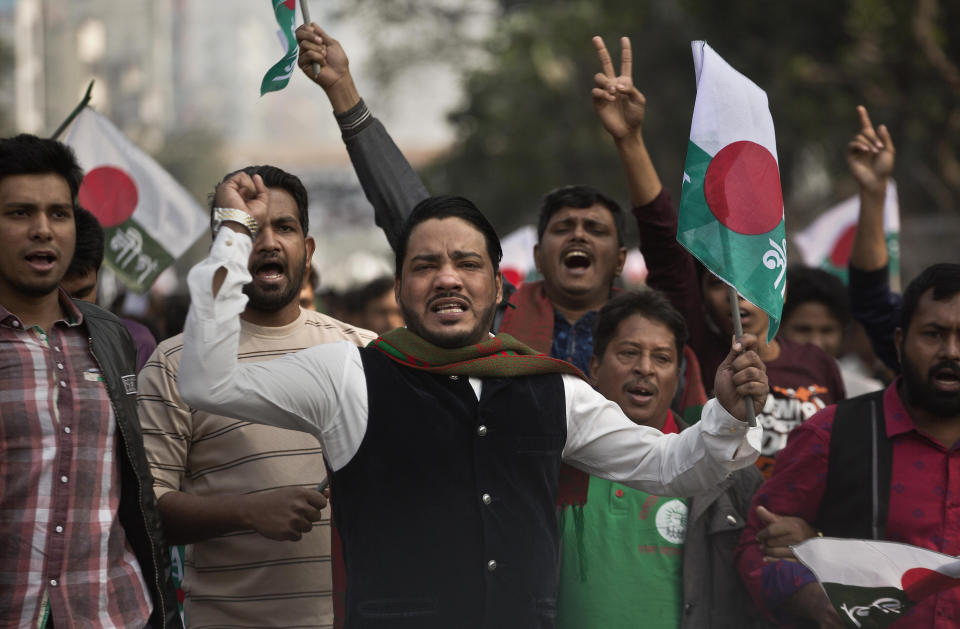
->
<box><xmin>212</xmin><ymin>207</ymin><xmax>259</xmax><ymax>239</ymax></box>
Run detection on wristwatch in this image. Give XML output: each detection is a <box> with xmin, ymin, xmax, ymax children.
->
<box><xmin>212</xmin><ymin>207</ymin><xmax>259</xmax><ymax>240</ymax></box>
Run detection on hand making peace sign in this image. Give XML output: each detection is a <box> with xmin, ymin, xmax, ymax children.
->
<box><xmin>592</xmin><ymin>36</ymin><xmax>647</xmax><ymax>141</ymax></box>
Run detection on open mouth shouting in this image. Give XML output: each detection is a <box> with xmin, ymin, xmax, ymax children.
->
<box><xmin>25</xmin><ymin>249</ymin><xmax>58</xmax><ymax>273</ymax></box>
<box><xmin>561</xmin><ymin>247</ymin><xmax>594</xmax><ymax>276</ymax></box>
<box><xmin>624</xmin><ymin>380</ymin><xmax>658</xmax><ymax>406</ymax></box>
<box><xmin>428</xmin><ymin>293</ymin><xmax>472</xmax><ymax>323</ymax></box>
<box><xmin>931</xmin><ymin>362</ymin><xmax>960</xmax><ymax>393</ymax></box>
<box><xmin>252</xmin><ymin>258</ymin><xmax>287</xmax><ymax>287</ymax></box>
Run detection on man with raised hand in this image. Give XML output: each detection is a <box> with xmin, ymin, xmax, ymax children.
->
<box><xmin>592</xmin><ymin>35</ymin><xmax>845</xmax><ymax>476</ymax></box>
<box><xmin>294</xmin><ymin>22</ymin><xmax>708</xmax><ymax>410</ymax></box>
<box><xmin>137</xmin><ymin>166</ymin><xmax>374</xmax><ymax>628</ymax></box>
<box><xmin>177</xmin><ymin>169</ymin><xmax>767</xmax><ymax>628</ymax></box>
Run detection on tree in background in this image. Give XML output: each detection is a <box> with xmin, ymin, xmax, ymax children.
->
<box><xmin>337</xmin><ymin>0</ymin><xmax>959</xmax><ymax>277</ymax></box>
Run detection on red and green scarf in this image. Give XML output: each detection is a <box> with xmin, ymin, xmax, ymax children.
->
<box><xmin>369</xmin><ymin>326</ymin><xmax>585</xmax><ymax>379</ymax></box>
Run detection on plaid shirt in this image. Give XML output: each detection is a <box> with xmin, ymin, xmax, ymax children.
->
<box><xmin>0</xmin><ymin>293</ymin><xmax>151</xmax><ymax>628</ymax></box>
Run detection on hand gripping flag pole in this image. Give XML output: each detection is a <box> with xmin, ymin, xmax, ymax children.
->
<box><xmin>298</xmin><ymin>0</ymin><xmax>321</xmax><ymax>79</ymax></box>
<box><xmin>729</xmin><ymin>286</ymin><xmax>756</xmax><ymax>427</ymax></box>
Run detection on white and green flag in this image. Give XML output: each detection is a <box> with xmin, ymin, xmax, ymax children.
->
<box><xmin>261</xmin><ymin>0</ymin><xmax>298</xmax><ymax>95</ymax></box>
<box><xmin>794</xmin><ymin>537</ymin><xmax>960</xmax><ymax>628</ymax></box>
<box><xmin>678</xmin><ymin>41</ymin><xmax>786</xmax><ymax>342</ymax></box>
<box><xmin>64</xmin><ymin>107</ymin><xmax>208</xmax><ymax>293</ymax></box>
<box><xmin>793</xmin><ymin>180</ymin><xmax>901</xmax><ymax>287</ymax></box>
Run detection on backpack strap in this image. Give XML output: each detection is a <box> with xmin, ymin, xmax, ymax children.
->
<box><xmin>816</xmin><ymin>390</ymin><xmax>891</xmax><ymax>539</ymax></box>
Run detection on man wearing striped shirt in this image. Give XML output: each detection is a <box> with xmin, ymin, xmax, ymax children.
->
<box><xmin>137</xmin><ymin>165</ymin><xmax>375</xmax><ymax>628</ymax></box>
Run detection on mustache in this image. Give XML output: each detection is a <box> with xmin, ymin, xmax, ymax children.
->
<box><xmin>624</xmin><ymin>377</ymin><xmax>658</xmax><ymax>393</ymax></box>
<box><xmin>929</xmin><ymin>360</ymin><xmax>960</xmax><ymax>380</ymax></box>
<box><xmin>426</xmin><ymin>291</ymin><xmax>472</xmax><ymax>309</ymax></box>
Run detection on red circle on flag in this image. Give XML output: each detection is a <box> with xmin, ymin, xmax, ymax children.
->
<box><xmin>901</xmin><ymin>567</ymin><xmax>960</xmax><ymax>602</ymax></box>
<box><xmin>828</xmin><ymin>224</ymin><xmax>857</xmax><ymax>268</ymax></box>
<box><xmin>501</xmin><ymin>267</ymin><xmax>523</xmax><ymax>288</ymax></box>
<box><xmin>703</xmin><ymin>141</ymin><xmax>783</xmax><ymax>235</ymax></box>
<box><xmin>78</xmin><ymin>166</ymin><xmax>139</xmax><ymax>228</ymax></box>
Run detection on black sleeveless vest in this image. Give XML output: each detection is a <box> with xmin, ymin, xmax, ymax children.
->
<box><xmin>329</xmin><ymin>348</ymin><xmax>567</xmax><ymax>629</ymax></box>
<box><xmin>816</xmin><ymin>390</ymin><xmax>892</xmax><ymax>539</ymax></box>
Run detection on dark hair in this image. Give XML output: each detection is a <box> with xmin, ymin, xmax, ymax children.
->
<box><xmin>783</xmin><ymin>266</ymin><xmax>850</xmax><ymax>327</ymax></box>
<box><xmin>395</xmin><ymin>195</ymin><xmax>502</xmax><ymax>277</ymax></box>
<box><xmin>593</xmin><ymin>289</ymin><xmax>689</xmax><ymax>360</ymax></box>
<box><xmin>900</xmin><ymin>263</ymin><xmax>960</xmax><ymax>334</ymax></box>
<box><xmin>0</xmin><ymin>134</ymin><xmax>84</xmax><ymax>204</ymax></box>
<box><xmin>66</xmin><ymin>206</ymin><xmax>105</xmax><ymax>276</ymax></box>
<box><xmin>344</xmin><ymin>276</ymin><xmax>394</xmax><ymax>315</ymax></box>
<box><xmin>306</xmin><ymin>265</ymin><xmax>320</xmax><ymax>292</ymax></box>
<box><xmin>537</xmin><ymin>185</ymin><xmax>625</xmax><ymax>246</ymax></box>
<box><xmin>209</xmin><ymin>165</ymin><xmax>309</xmax><ymax>235</ymax></box>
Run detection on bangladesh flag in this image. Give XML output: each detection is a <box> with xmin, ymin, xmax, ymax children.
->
<box><xmin>678</xmin><ymin>41</ymin><xmax>786</xmax><ymax>342</ymax></box>
<box><xmin>64</xmin><ymin>108</ymin><xmax>208</xmax><ymax>293</ymax></box>
<box><xmin>793</xmin><ymin>180</ymin><xmax>901</xmax><ymax>289</ymax></box>
<box><xmin>793</xmin><ymin>537</ymin><xmax>960</xmax><ymax>628</ymax></box>
<box><xmin>261</xmin><ymin>0</ymin><xmax>298</xmax><ymax>95</ymax></box>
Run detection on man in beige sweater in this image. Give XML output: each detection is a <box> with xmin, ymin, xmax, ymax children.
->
<box><xmin>137</xmin><ymin>165</ymin><xmax>375</xmax><ymax>628</ymax></box>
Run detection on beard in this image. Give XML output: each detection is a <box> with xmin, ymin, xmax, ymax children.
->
<box><xmin>400</xmin><ymin>294</ymin><xmax>497</xmax><ymax>349</ymax></box>
<box><xmin>901</xmin><ymin>349</ymin><xmax>960</xmax><ymax>417</ymax></box>
<box><xmin>1</xmin><ymin>269</ymin><xmax>62</xmax><ymax>298</ymax></box>
<box><xmin>243</xmin><ymin>253</ymin><xmax>306</xmax><ymax>313</ymax></box>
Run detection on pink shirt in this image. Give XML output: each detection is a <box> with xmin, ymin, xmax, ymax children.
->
<box><xmin>736</xmin><ymin>380</ymin><xmax>960</xmax><ymax>628</ymax></box>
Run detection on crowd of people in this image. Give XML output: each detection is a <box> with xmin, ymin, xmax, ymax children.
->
<box><xmin>1</xmin><ymin>22</ymin><xmax>958</xmax><ymax>629</ymax></box>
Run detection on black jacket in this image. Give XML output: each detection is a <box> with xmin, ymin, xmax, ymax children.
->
<box><xmin>75</xmin><ymin>301</ymin><xmax>182</xmax><ymax>629</ymax></box>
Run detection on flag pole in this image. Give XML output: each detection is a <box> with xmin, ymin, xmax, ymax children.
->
<box><xmin>49</xmin><ymin>80</ymin><xmax>95</xmax><ymax>140</ymax></box>
<box><xmin>299</xmin><ymin>0</ymin><xmax>320</xmax><ymax>78</ymax></box>
<box><xmin>729</xmin><ymin>285</ymin><xmax>757</xmax><ymax>427</ymax></box>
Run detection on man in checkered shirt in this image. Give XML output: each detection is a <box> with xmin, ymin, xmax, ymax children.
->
<box><xmin>0</xmin><ymin>134</ymin><xmax>180</xmax><ymax>629</ymax></box>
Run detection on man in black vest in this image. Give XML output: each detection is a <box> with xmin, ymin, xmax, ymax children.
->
<box><xmin>178</xmin><ymin>172</ymin><xmax>768</xmax><ymax>629</ymax></box>
<box><xmin>736</xmin><ymin>263</ymin><xmax>960</xmax><ymax>628</ymax></box>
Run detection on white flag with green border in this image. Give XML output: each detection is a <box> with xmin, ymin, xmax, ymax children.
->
<box><xmin>64</xmin><ymin>107</ymin><xmax>208</xmax><ymax>293</ymax></box>
<box><xmin>794</xmin><ymin>537</ymin><xmax>960</xmax><ymax>628</ymax></box>
<box><xmin>678</xmin><ymin>41</ymin><xmax>786</xmax><ymax>342</ymax></box>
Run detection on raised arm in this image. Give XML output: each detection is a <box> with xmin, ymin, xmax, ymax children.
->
<box><xmin>296</xmin><ymin>22</ymin><xmax>429</xmax><ymax>251</ymax></box>
<box><xmin>177</xmin><ymin>173</ymin><xmax>367</xmax><ymax>470</ymax></box>
<box><xmin>592</xmin><ymin>36</ymin><xmax>661</xmax><ymax>206</ymax></box>
<box><xmin>592</xmin><ymin>36</ymin><xmax>706</xmax><ymax>352</ymax></box>
<box><xmin>848</xmin><ymin>105</ymin><xmax>895</xmax><ymax>272</ymax></box>
<box><xmin>846</xmin><ymin>105</ymin><xmax>902</xmax><ymax>371</ymax></box>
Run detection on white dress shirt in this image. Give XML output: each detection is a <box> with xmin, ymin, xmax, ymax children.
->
<box><xmin>179</xmin><ymin>229</ymin><xmax>762</xmax><ymax>498</ymax></box>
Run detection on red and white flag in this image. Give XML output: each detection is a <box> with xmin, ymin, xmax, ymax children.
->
<box><xmin>64</xmin><ymin>107</ymin><xmax>208</xmax><ymax>292</ymax></box>
<box><xmin>793</xmin><ymin>180</ymin><xmax>900</xmax><ymax>285</ymax></box>
<box><xmin>793</xmin><ymin>537</ymin><xmax>960</xmax><ymax>628</ymax></box>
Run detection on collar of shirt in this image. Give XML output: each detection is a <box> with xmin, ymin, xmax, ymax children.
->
<box><xmin>0</xmin><ymin>288</ymin><xmax>84</xmax><ymax>330</ymax></box>
<box><xmin>884</xmin><ymin>377</ymin><xmax>921</xmax><ymax>439</ymax></box>
<box><xmin>551</xmin><ymin>308</ymin><xmax>597</xmax><ymax>375</ymax></box>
